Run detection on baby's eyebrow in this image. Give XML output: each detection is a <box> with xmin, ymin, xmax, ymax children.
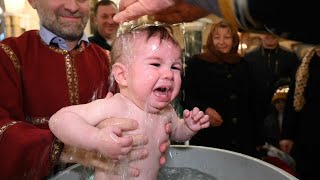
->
<box><xmin>171</xmin><ymin>59</ymin><xmax>183</xmax><ymax>65</ymax></box>
<box><xmin>143</xmin><ymin>57</ymin><xmax>163</xmax><ymax>64</ymax></box>
<box><xmin>145</xmin><ymin>56</ymin><xmax>162</xmax><ymax>60</ymax></box>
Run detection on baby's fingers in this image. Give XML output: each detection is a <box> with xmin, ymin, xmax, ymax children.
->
<box><xmin>201</xmin><ymin>121</ymin><xmax>210</xmax><ymax>129</ymax></box>
<box><xmin>192</xmin><ymin>110</ymin><xmax>205</xmax><ymax>121</ymax></box>
<box><xmin>183</xmin><ymin>109</ymin><xmax>190</xmax><ymax>118</ymax></box>
<box><xmin>191</xmin><ymin>107</ymin><xmax>200</xmax><ymax>116</ymax></box>
<box><xmin>200</xmin><ymin>114</ymin><xmax>210</xmax><ymax>124</ymax></box>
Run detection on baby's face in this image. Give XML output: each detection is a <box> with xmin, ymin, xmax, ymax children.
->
<box><xmin>126</xmin><ymin>34</ymin><xmax>182</xmax><ymax>113</ymax></box>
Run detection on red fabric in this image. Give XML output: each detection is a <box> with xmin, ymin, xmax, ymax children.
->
<box><xmin>0</xmin><ymin>30</ymin><xmax>110</xmax><ymax>179</ymax></box>
<box><xmin>0</xmin><ymin>122</ymin><xmax>54</xmax><ymax>179</ymax></box>
<box><xmin>264</xmin><ymin>156</ymin><xmax>297</xmax><ymax>177</ymax></box>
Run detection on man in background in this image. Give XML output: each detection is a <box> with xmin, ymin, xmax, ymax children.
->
<box><xmin>89</xmin><ymin>0</ymin><xmax>119</xmax><ymax>50</ymax></box>
<box><xmin>243</xmin><ymin>33</ymin><xmax>300</xmax><ymax>138</ymax></box>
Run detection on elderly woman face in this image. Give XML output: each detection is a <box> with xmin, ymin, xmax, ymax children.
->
<box><xmin>212</xmin><ymin>27</ymin><xmax>233</xmax><ymax>53</ymax></box>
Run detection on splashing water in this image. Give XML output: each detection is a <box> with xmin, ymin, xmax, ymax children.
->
<box><xmin>93</xmin><ymin>19</ymin><xmax>190</xmax><ymax>180</ymax></box>
<box><xmin>88</xmin><ymin>167</ymin><xmax>218</xmax><ymax>180</ymax></box>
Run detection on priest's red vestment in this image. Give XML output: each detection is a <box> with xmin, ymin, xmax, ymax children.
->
<box><xmin>0</xmin><ymin>30</ymin><xmax>111</xmax><ymax>179</ymax></box>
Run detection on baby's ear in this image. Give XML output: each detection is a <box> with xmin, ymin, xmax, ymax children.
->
<box><xmin>112</xmin><ymin>62</ymin><xmax>128</xmax><ymax>86</ymax></box>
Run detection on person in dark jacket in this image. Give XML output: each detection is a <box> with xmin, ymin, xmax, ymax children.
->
<box><xmin>244</xmin><ymin>33</ymin><xmax>300</xmax><ymax>129</ymax></box>
<box><xmin>182</xmin><ymin>20</ymin><xmax>264</xmax><ymax>157</ymax></box>
<box><xmin>280</xmin><ymin>47</ymin><xmax>320</xmax><ymax>180</ymax></box>
<box><xmin>89</xmin><ymin>0</ymin><xmax>119</xmax><ymax>50</ymax></box>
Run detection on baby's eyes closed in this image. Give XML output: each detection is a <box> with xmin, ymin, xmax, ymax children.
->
<box><xmin>150</xmin><ymin>63</ymin><xmax>161</xmax><ymax>67</ymax></box>
<box><xmin>171</xmin><ymin>65</ymin><xmax>181</xmax><ymax>71</ymax></box>
<box><xmin>149</xmin><ymin>63</ymin><xmax>181</xmax><ymax>71</ymax></box>
<box><xmin>147</xmin><ymin>58</ymin><xmax>182</xmax><ymax>71</ymax></box>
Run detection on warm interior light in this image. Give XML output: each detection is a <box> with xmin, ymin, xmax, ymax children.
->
<box><xmin>4</xmin><ymin>0</ymin><xmax>25</xmax><ymax>13</ymax></box>
<box><xmin>239</xmin><ymin>43</ymin><xmax>248</xmax><ymax>50</ymax></box>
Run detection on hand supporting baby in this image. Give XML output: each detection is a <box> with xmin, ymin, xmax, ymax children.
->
<box><xmin>60</xmin><ymin>117</ymin><xmax>171</xmax><ymax>177</ymax></box>
<box><xmin>59</xmin><ymin>117</ymin><xmax>148</xmax><ymax>176</ymax></box>
<box><xmin>92</xmin><ymin>121</ymin><xmax>139</xmax><ymax>160</ymax></box>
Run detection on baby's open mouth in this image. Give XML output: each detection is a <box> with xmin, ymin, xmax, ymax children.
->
<box><xmin>154</xmin><ymin>87</ymin><xmax>171</xmax><ymax>96</ymax></box>
<box><xmin>157</xmin><ymin>87</ymin><xmax>168</xmax><ymax>92</ymax></box>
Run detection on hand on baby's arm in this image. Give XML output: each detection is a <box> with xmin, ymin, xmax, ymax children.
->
<box><xmin>94</xmin><ymin>125</ymin><xmax>134</xmax><ymax>160</ymax></box>
<box><xmin>60</xmin><ymin>118</ymin><xmax>149</xmax><ymax>177</ymax></box>
<box><xmin>183</xmin><ymin>107</ymin><xmax>210</xmax><ymax>133</ymax></box>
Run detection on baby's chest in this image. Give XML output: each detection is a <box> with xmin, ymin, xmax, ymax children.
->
<box><xmin>137</xmin><ymin>114</ymin><xmax>169</xmax><ymax>137</ymax></box>
<box><xmin>119</xmin><ymin>107</ymin><xmax>172</xmax><ymax>143</ymax></box>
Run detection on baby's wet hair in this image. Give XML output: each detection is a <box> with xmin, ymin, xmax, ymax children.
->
<box><xmin>111</xmin><ymin>24</ymin><xmax>179</xmax><ymax>65</ymax></box>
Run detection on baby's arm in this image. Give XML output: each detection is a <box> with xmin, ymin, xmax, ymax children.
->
<box><xmin>170</xmin><ymin>107</ymin><xmax>209</xmax><ymax>142</ymax></box>
<box><xmin>49</xmin><ymin>97</ymin><xmax>133</xmax><ymax>160</ymax></box>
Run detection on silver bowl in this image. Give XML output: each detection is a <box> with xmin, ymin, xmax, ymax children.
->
<box><xmin>50</xmin><ymin>145</ymin><xmax>298</xmax><ymax>180</ymax></box>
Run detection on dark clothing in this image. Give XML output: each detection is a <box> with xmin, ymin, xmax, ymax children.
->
<box><xmin>246</xmin><ymin>0</ymin><xmax>319</xmax><ymax>45</ymax></box>
<box><xmin>182</xmin><ymin>57</ymin><xmax>264</xmax><ymax>157</ymax></box>
<box><xmin>263</xmin><ymin>110</ymin><xmax>282</xmax><ymax>147</ymax></box>
<box><xmin>292</xmin><ymin>144</ymin><xmax>320</xmax><ymax>180</ymax></box>
<box><xmin>283</xmin><ymin>54</ymin><xmax>320</xmax><ymax>144</ymax></box>
<box><xmin>88</xmin><ymin>32</ymin><xmax>112</xmax><ymax>51</ymax></box>
<box><xmin>244</xmin><ymin>46</ymin><xmax>300</xmax><ymax>126</ymax></box>
<box><xmin>282</xmin><ymin>53</ymin><xmax>320</xmax><ymax>180</ymax></box>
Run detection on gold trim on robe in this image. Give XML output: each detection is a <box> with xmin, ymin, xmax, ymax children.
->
<box><xmin>26</xmin><ymin>117</ymin><xmax>50</xmax><ymax>125</ymax></box>
<box><xmin>0</xmin><ymin>43</ymin><xmax>21</xmax><ymax>77</ymax></box>
<box><xmin>51</xmin><ymin>138</ymin><xmax>64</xmax><ymax>165</ymax></box>
<box><xmin>0</xmin><ymin>121</ymin><xmax>21</xmax><ymax>141</ymax></box>
<box><xmin>47</xmin><ymin>43</ymin><xmax>86</xmax><ymax>105</ymax></box>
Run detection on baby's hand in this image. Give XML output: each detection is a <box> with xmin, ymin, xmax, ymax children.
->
<box><xmin>94</xmin><ymin>125</ymin><xmax>134</xmax><ymax>160</ymax></box>
<box><xmin>183</xmin><ymin>107</ymin><xmax>210</xmax><ymax>133</ymax></box>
